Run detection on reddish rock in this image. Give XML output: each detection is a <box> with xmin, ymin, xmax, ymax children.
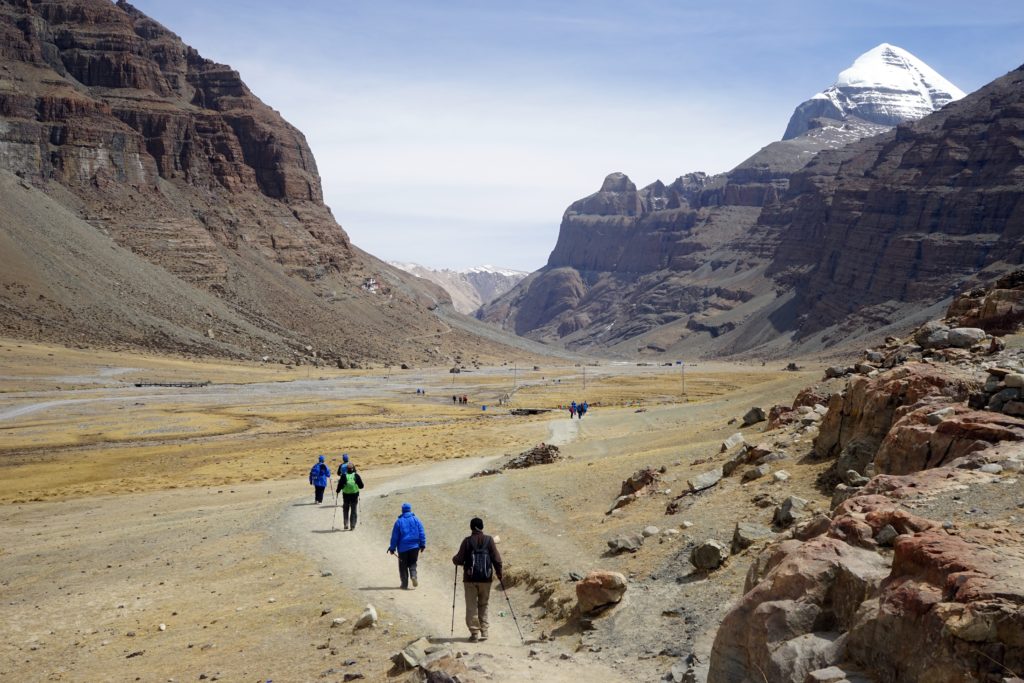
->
<box><xmin>619</xmin><ymin>467</ymin><xmax>660</xmax><ymax>496</ymax></box>
<box><xmin>710</xmin><ymin>468</ymin><xmax>1024</xmax><ymax>683</ymax></box>
<box><xmin>815</xmin><ymin>365</ymin><xmax>977</xmax><ymax>473</ymax></box>
<box><xmin>575</xmin><ymin>571</ymin><xmax>627</xmax><ymax>613</ymax></box>
<box><xmin>874</xmin><ymin>407</ymin><xmax>1024</xmax><ymax>475</ymax></box>
<box><xmin>847</xmin><ymin>526</ymin><xmax>1024</xmax><ymax>681</ymax></box>
<box><xmin>945</xmin><ymin>269</ymin><xmax>1024</xmax><ymax>335</ymax></box>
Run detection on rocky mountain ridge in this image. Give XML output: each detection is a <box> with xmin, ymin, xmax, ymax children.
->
<box><xmin>0</xmin><ymin>0</ymin><xmax>537</xmax><ymax>364</ymax></box>
<box><xmin>481</xmin><ymin>50</ymin><xmax>1022</xmax><ymax>361</ymax></box>
<box><xmin>387</xmin><ymin>262</ymin><xmax>527</xmax><ymax>315</ymax></box>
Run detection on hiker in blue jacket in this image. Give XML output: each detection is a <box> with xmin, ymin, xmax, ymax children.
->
<box><xmin>387</xmin><ymin>502</ymin><xmax>426</xmax><ymax>589</ymax></box>
<box><xmin>335</xmin><ymin>453</ymin><xmax>351</xmax><ymax>492</ymax></box>
<box><xmin>308</xmin><ymin>454</ymin><xmax>331</xmax><ymax>504</ymax></box>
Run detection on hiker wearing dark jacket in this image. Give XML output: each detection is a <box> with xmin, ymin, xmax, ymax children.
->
<box><xmin>336</xmin><ymin>453</ymin><xmax>350</xmax><ymax>480</ymax></box>
<box><xmin>308</xmin><ymin>454</ymin><xmax>331</xmax><ymax>504</ymax></box>
<box><xmin>337</xmin><ymin>464</ymin><xmax>364</xmax><ymax>530</ymax></box>
<box><xmin>452</xmin><ymin>517</ymin><xmax>503</xmax><ymax>642</ymax></box>
<box><xmin>387</xmin><ymin>503</ymin><xmax>426</xmax><ymax>589</ymax></box>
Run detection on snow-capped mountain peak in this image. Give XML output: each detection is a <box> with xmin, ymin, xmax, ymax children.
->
<box><xmin>783</xmin><ymin>43</ymin><xmax>965</xmax><ymax>140</ymax></box>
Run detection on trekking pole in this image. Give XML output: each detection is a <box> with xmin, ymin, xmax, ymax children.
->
<box><xmin>450</xmin><ymin>566</ymin><xmax>458</xmax><ymax>636</ymax></box>
<box><xmin>497</xmin><ymin>574</ymin><xmax>525</xmax><ymax>644</ymax></box>
<box><xmin>330</xmin><ymin>487</ymin><xmax>339</xmax><ymax>531</ymax></box>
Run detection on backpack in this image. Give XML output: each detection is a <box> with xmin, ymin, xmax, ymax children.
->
<box><xmin>466</xmin><ymin>535</ymin><xmax>493</xmax><ymax>581</ymax></box>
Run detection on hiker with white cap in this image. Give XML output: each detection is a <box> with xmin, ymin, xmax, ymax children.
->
<box><xmin>387</xmin><ymin>502</ymin><xmax>426</xmax><ymax>589</ymax></box>
<box><xmin>308</xmin><ymin>454</ymin><xmax>331</xmax><ymax>504</ymax></box>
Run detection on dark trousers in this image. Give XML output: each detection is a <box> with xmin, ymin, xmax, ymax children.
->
<box><xmin>313</xmin><ymin>485</ymin><xmax>326</xmax><ymax>503</ymax></box>
<box><xmin>342</xmin><ymin>492</ymin><xmax>359</xmax><ymax>528</ymax></box>
<box><xmin>398</xmin><ymin>548</ymin><xmax>420</xmax><ymax>588</ymax></box>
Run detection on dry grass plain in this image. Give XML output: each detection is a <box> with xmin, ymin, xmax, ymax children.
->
<box><xmin>0</xmin><ymin>338</ymin><xmax>825</xmax><ymax>681</ymax></box>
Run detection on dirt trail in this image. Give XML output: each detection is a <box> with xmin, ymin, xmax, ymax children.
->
<box><xmin>274</xmin><ymin>419</ymin><xmax>625</xmax><ymax>682</ymax></box>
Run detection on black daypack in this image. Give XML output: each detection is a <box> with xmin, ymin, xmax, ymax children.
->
<box><xmin>466</xmin><ymin>535</ymin><xmax>493</xmax><ymax>581</ymax></box>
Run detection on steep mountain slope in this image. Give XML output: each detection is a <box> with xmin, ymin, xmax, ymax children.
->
<box><xmin>783</xmin><ymin>43</ymin><xmax>965</xmax><ymax>139</ymax></box>
<box><xmin>388</xmin><ymin>263</ymin><xmax>526</xmax><ymax>315</ymax></box>
<box><xmin>0</xmin><ymin>0</ymin><xmax>529</xmax><ymax>364</ymax></box>
<box><xmin>483</xmin><ymin>50</ymin><xmax>1019</xmax><ymax>360</ymax></box>
<box><xmin>482</xmin><ymin>47</ymin><xmax>1007</xmax><ymax>360</ymax></box>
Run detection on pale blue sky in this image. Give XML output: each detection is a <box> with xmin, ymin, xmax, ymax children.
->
<box><xmin>130</xmin><ymin>1</ymin><xmax>1024</xmax><ymax>271</ymax></box>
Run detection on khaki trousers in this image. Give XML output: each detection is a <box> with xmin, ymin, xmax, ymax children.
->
<box><xmin>463</xmin><ymin>581</ymin><xmax>492</xmax><ymax>635</ymax></box>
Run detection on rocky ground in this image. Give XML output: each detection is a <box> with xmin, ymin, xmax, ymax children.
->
<box><xmin>3</xmin><ymin>274</ymin><xmax>1022</xmax><ymax>683</ymax></box>
<box><xmin>0</xmin><ymin>337</ymin><xmax>815</xmax><ymax>681</ymax></box>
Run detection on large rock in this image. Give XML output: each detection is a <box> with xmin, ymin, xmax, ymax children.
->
<box><xmin>732</xmin><ymin>522</ymin><xmax>773</xmax><ymax>553</ymax></box>
<box><xmin>688</xmin><ymin>467</ymin><xmax>724</xmax><ymax>493</ymax></box>
<box><xmin>607</xmin><ymin>534</ymin><xmax>643</xmax><ymax>554</ymax></box>
<box><xmin>773</xmin><ymin>496</ymin><xmax>810</xmax><ymax>527</ymax></box>
<box><xmin>575</xmin><ymin>571</ymin><xmax>627</xmax><ymax>613</ymax></box>
<box><xmin>691</xmin><ymin>539</ymin><xmax>730</xmax><ymax>571</ymax></box>
<box><xmin>946</xmin><ymin>327</ymin><xmax>987</xmax><ymax>348</ymax></box>
<box><xmin>742</xmin><ymin>407</ymin><xmax>767</xmax><ymax>426</ymax></box>
<box><xmin>945</xmin><ymin>268</ymin><xmax>1024</xmax><ymax>334</ymax></box>
<box><xmin>721</xmin><ymin>432</ymin><xmax>746</xmax><ymax>452</ymax></box>
<box><xmin>619</xmin><ymin>467</ymin><xmax>660</xmax><ymax>496</ymax></box>
<box><xmin>815</xmin><ymin>365</ymin><xmax>977</xmax><ymax>471</ymax></box>
<box><xmin>709</xmin><ymin>468</ymin><xmax>1024</xmax><ymax>683</ymax></box>
<box><xmin>354</xmin><ymin>604</ymin><xmax>378</xmax><ymax>630</ymax></box>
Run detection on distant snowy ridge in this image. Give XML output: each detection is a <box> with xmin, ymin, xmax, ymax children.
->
<box><xmin>783</xmin><ymin>43</ymin><xmax>965</xmax><ymax>140</ymax></box>
<box><xmin>388</xmin><ymin>262</ymin><xmax>527</xmax><ymax>314</ymax></box>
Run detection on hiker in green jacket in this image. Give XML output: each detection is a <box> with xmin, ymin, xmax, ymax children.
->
<box><xmin>338</xmin><ymin>464</ymin><xmax>364</xmax><ymax>530</ymax></box>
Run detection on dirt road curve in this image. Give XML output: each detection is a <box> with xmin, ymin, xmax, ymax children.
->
<box><xmin>275</xmin><ymin>420</ymin><xmax>625</xmax><ymax>682</ymax></box>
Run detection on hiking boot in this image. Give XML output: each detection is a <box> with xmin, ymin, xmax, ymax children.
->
<box><xmin>478</xmin><ymin>632</ymin><xmax>488</xmax><ymax>641</ymax></box>
<box><xmin>469</xmin><ymin>632</ymin><xmax>479</xmax><ymax>642</ymax></box>
<box><xmin>412</xmin><ymin>576</ymin><xmax>418</xmax><ymax>587</ymax></box>
<box><xmin>343</xmin><ymin>525</ymin><xmax>349</xmax><ymax>530</ymax></box>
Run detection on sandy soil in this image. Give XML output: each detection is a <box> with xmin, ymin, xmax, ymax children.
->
<box><xmin>0</xmin><ymin>338</ymin><xmax>826</xmax><ymax>681</ymax></box>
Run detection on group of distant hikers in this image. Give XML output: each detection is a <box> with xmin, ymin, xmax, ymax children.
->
<box><xmin>308</xmin><ymin>454</ymin><xmax>506</xmax><ymax>641</ymax></box>
<box><xmin>569</xmin><ymin>400</ymin><xmax>589</xmax><ymax>418</ymax></box>
<box><xmin>452</xmin><ymin>394</ymin><xmax>469</xmax><ymax>404</ymax></box>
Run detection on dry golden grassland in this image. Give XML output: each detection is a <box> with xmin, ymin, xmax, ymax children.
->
<box><xmin>0</xmin><ymin>340</ymin><xmax>789</xmax><ymax>504</ymax></box>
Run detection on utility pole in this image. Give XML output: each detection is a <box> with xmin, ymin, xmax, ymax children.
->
<box><xmin>681</xmin><ymin>362</ymin><xmax>686</xmax><ymax>399</ymax></box>
<box><xmin>583</xmin><ymin>365</ymin><xmax>586</xmax><ymax>391</ymax></box>
<box><xmin>513</xmin><ymin>361</ymin><xmax>517</xmax><ymax>390</ymax></box>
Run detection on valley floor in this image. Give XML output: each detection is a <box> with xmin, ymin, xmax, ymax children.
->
<box><xmin>0</xmin><ymin>339</ymin><xmax>824</xmax><ymax>681</ymax></box>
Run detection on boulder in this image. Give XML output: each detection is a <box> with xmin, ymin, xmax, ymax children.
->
<box><xmin>620</xmin><ymin>467</ymin><xmax>660</xmax><ymax>496</ymax></box>
<box><xmin>721</xmin><ymin>432</ymin><xmax>745</xmax><ymax>452</ymax></box>
<box><xmin>354</xmin><ymin>604</ymin><xmax>377</xmax><ymax>630</ymax></box>
<box><xmin>688</xmin><ymin>467</ymin><xmax>723</xmax><ymax>492</ymax></box>
<box><xmin>741</xmin><ymin>464</ymin><xmax>771</xmax><ymax>483</ymax></box>
<box><xmin>606</xmin><ymin>493</ymin><xmax>636</xmax><ymax>514</ymax></box>
<box><xmin>691</xmin><ymin>539</ymin><xmax>730</xmax><ymax>571</ymax></box>
<box><xmin>575</xmin><ymin>571</ymin><xmax>627</xmax><ymax>613</ymax></box>
<box><xmin>732</xmin><ymin>522</ymin><xmax>773</xmax><ymax>553</ymax></box>
<box><xmin>1005</xmin><ymin>373</ymin><xmax>1024</xmax><ymax>389</ymax></box>
<box><xmin>641</xmin><ymin>525</ymin><xmax>660</xmax><ymax>537</ymax></box>
<box><xmin>392</xmin><ymin>637</ymin><xmax>432</xmax><ymax>669</ymax></box>
<box><xmin>607</xmin><ymin>534</ymin><xmax>643</xmax><ymax>554</ymax></box>
<box><xmin>773</xmin><ymin>496</ymin><xmax>809</xmax><ymax>527</ymax></box>
<box><xmin>825</xmin><ymin>366</ymin><xmax>848</xmax><ymax>379</ymax></box>
<box><xmin>946</xmin><ymin>327</ymin><xmax>987</xmax><ymax>348</ymax></box>
<box><xmin>742</xmin><ymin>407</ymin><xmax>767</xmax><ymax>426</ymax></box>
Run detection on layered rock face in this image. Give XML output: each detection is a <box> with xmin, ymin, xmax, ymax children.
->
<box><xmin>783</xmin><ymin>43</ymin><xmax>965</xmax><ymax>140</ymax></box>
<box><xmin>766</xmin><ymin>63</ymin><xmax>1024</xmax><ymax>342</ymax></box>
<box><xmin>485</xmin><ymin>55</ymin><xmax>1022</xmax><ymax>360</ymax></box>
<box><xmin>0</xmin><ymin>0</ymin><xmax>507</xmax><ymax>363</ymax></box>
<box><xmin>0</xmin><ymin>0</ymin><xmax>344</xmax><ymax>281</ymax></box>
